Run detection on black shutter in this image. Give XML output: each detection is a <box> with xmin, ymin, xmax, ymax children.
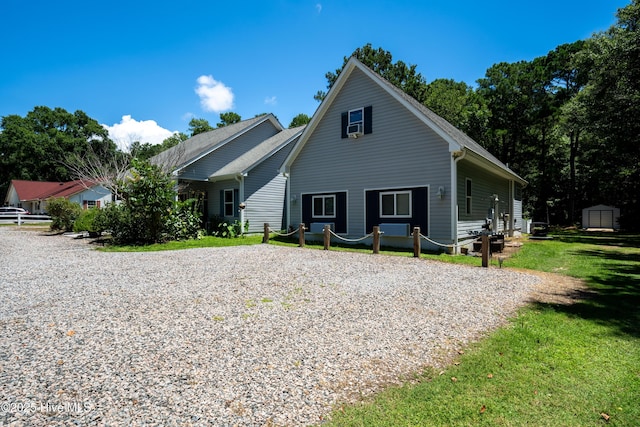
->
<box><xmin>412</xmin><ymin>187</ymin><xmax>428</xmax><ymax>234</ymax></box>
<box><xmin>365</xmin><ymin>190</ymin><xmax>379</xmax><ymax>233</ymax></box>
<box><xmin>219</xmin><ymin>190</ymin><xmax>224</xmax><ymax>216</ymax></box>
<box><xmin>335</xmin><ymin>192</ymin><xmax>347</xmax><ymax>233</ymax></box>
<box><xmin>364</xmin><ymin>105</ymin><xmax>372</xmax><ymax>134</ymax></box>
<box><xmin>341</xmin><ymin>112</ymin><xmax>348</xmax><ymax>139</ymax></box>
<box><xmin>302</xmin><ymin>194</ymin><xmax>312</xmax><ymax>227</ymax></box>
<box><xmin>234</xmin><ymin>189</ymin><xmax>239</xmax><ymax>217</ymax></box>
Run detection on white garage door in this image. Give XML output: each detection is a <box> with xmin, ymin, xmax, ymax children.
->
<box><xmin>588</xmin><ymin>210</ymin><xmax>614</xmax><ymax>228</ymax></box>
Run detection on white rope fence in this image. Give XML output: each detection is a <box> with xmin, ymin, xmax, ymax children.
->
<box><xmin>262</xmin><ymin>223</ymin><xmax>493</xmax><ymax>267</ymax></box>
<box><xmin>419</xmin><ymin>233</ymin><xmax>468</xmax><ymax>249</ymax></box>
<box><xmin>266</xmin><ymin>227</ymin><xmax>300</xmax><ymax>237</ymax></box>
<box><xmin>327</xmin><ymin>228</ymin><xmax>378</xmax><ymax>243</ymax></box>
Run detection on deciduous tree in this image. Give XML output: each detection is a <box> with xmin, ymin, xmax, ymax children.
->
<box><xmin>0</xmin><ymin>106</ymin><xmax>114</xmax><ymax>198</ymax></box>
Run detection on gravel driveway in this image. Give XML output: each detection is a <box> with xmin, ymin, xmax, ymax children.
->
<box><xmin>0</xmin><ymin>228</ymin><xmax>540</xmax><ymax>426</ymax></box>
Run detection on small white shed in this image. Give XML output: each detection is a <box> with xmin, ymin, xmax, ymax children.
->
<box><xmin>582</xmin><ymin>204</ymin><xmax>620</xmax><ymax>230</ymax></box>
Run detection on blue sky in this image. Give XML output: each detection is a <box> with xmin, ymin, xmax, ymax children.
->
<box><xmin>0</xmin><ymin>0</ymin><xmax>629</xmax><ymax>149</ymax></box>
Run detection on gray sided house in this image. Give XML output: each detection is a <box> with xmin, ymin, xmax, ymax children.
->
<box><xmin>281</xmin><ymin>57</ymin><xmax>527</xmax><ymax>252</ymax></box>
<box><xmin>151</xmin><ymin>114</ymin><xmax>303</xmax><ymax>233</ymax></box>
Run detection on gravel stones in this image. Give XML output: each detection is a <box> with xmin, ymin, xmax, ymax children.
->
<box><xmin>0</xmin><ymin>228</ymin><xmax>540</xmax><ymax>426</ymax></box>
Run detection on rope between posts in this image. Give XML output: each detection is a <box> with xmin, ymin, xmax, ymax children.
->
<box><xmin>267</xmin><ymin>227</ymin><xmax>300</xmax><ymax>237</ymax></box>
<box><xmin>328</xmin><ymin>229</ymin><xmax>378</xmax><ymax>242</ymax></box>
<box><xmin>419</xmin><ymin>233</ymin><xmax>468</xmax><ymax>249</ymax></box>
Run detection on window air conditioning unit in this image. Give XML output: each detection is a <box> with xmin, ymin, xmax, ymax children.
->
<box><xmin>310</xmin><ymin>222</ymin><xmax>335</xmax><ymax>233</ymax></box>
<box><xmin>347</xmin><ymin>123</ymin><xmax>363</xmax><ymax>138</ymax></box>
<box><xmin>379</xmin><ymin>223</ymin><xmax>411</xmax><ymax>237</ymax></box>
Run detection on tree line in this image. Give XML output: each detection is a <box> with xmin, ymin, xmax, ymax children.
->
<box><xmin>0</xmin><ymin>107</ymin><xmax>310</xmax><ymax>201</ymax></box>
<box><xmin>317</xmin><ymin>1</ymin><xmax>639</xmax><ymax>229</ymax></box>
<box><xmin>1</xmin><ymin>1</ymin><xmax>637</xmax><ymax>229</ymax></box>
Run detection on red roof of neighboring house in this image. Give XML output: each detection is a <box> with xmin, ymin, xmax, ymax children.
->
<box><xmin>10</xmin><ymin>180</ymin><xmax>97</xmax><ymax>201</ymax></box>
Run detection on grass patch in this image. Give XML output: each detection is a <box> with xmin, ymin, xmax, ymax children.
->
<box><xmin>98</xmin><ymin>234</ymin><xmax>264</xmax><ymax>252</ymax></box>
<box><xmin>327</xmin><ymin>231</ymin><xmax>640</xmax><ymax>426</ymax></box>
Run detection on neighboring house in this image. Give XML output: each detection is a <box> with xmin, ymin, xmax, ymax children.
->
<box><xmin>281</xmin><ymin>57</ymin><xmax>527</xmax><ymax>252</ymax></box>
<box><xmin>582</xmin><ymin>204</ymin><xmax>620</xmax><ymax>230</ymax></box>
<box><xmin>3</xmin><ymin>180</ymin><xmax>111</xmax><ymax>214</ymax></box>
<box><xmin>150</xmin><ymin>114</ymin><xmax>303</xmax><ymax>233</ymax></box>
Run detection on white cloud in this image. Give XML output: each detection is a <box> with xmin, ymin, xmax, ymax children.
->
<box><xmin>195</xmin><ymin>75</ymin><xmax>234</xmax><ymax>112</ymax></box>
<box><xmin>103</xmin><ymin>115</ymin><xmax>176</xmax><ymax>151</ymax></box>
<box><xmin>315</xmin><ymin>3</ymin><xmax>322</xmax><ymax>13</ymax></box>
<box><xmin>264</xmin><ymin>96</ymin><xmax>277</xmax><ymax>106</ymax></box>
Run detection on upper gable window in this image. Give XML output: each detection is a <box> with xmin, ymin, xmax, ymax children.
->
<box><xmin>341</xmin><ymin>106</ymin><xmax>373</xmax><ymax>139</ymax></box>
<box><xmin>347</xmin><ymin>108</ymin><xmax>363</xmax><ymax>135</ymax></box>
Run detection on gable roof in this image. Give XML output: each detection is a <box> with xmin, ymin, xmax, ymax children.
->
<box><xmin>208</xmin><ymin>126</ymin><xmax>305</xmax><ymax>181</ymax></box>
<box><xmin>282</xmin><ymin>57</ymin><xmax>526</xmax><ymax>185</ymax></box>
<box><xmin>8</xmin><ymin>179</ymin><xmax>97</xmax><ymax>201</ymax></box>
<box><xmin>150</xmin><ymin>114</ymin><xmax>283</xmax><ymax>174</ymax></box>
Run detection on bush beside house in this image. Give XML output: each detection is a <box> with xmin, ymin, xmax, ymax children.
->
<box><xmin>47</xmin><ymin>197</ymin><xmax>82</xmax><ymax>231</ymax></box>
<box><xmin>100</xmin><ymin>159</ymin><xmax>203</xmax><ymax>245</ymax></box>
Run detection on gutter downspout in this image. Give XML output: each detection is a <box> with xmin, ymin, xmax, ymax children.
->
<box><xmin>236</xmin><ymin>173</ymin><xmax>247</xmax><ymax>235</ymax></box>
<box><xmin>509</xmin><ymin>180</ymin><xmax>514</xmax><ymax>237</ymax></box>
<box><xmin>283</xmin><ymin>171</ymin><xmax>290</xmax><ymax>231</ymax></box>
<box><xmin>451</xmin><ymin>149</ymin><xmax>467</xmax><ymax>253</ymax></box>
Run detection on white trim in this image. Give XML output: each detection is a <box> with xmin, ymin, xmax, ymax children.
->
<box><xmin>379</xmin><ymin>190</ymin><xmax>412</xmax><ymax>218</ymax></box>
<box><xmin>299</xmin><ymin>190</ymin><xmax>349</xmax><ymax>235</ymax></box>
<box><xmin>312</xmin><ymin>194</ymin><xmax>336</xmax><ymax>218</ymax></box>
<box><xmin>451</xmin><ymin>149</ymin><xmax>466</xmax><ymax>253</ymax></box>
<box><xmin>348</xmin><ymin>107</ymin><xmax>364</xmax><ymax>126</ymax></box>
<box><xmin>223</xmin><ymin>189</ymin><xmax>235</xmax><ymax>217</ymax></box>
<box><xmin>465</xmin><ymin>178</ymin><xmax>473</xmax><ymax>215</ymax></box>
<box><xmin>347</xmin><ymin>107</ymin><xmax>364</xmax><ymax>138</ymax></box>
<box><xmin>363</xmin><ymin>184</ymin><xmax>430</xmax><ymax>237</ymax></box>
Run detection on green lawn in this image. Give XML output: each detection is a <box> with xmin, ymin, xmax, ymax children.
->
<box><xmin>98</xmin><ymin>234</ymin><xmax>265</xmax><ymax>251</ymax></box>
<box><xmin>327</xmin><ymin>232</ymin><xmax>640</xmax><ymax>426</ymax></box>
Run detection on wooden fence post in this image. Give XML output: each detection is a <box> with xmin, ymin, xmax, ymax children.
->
<box><xmin>372</xmin><ymin>226</ymin><xmax>380</xmax><ymax>254</ymax></box>
<box><xmin>323</xmin><ymin>224</ymin><xmax>331</xmax><ymax>250</ymax></box>
<box><xmin>481</xmin><ymin>234</ymin><xmax>489</xmax><ymax>268</ymax></box>
<box><xmin>413</xmin><ymin>227</ymin><xmax>421</xmax><ymax>258</ymax></box>
<box><xmin>298</xmin><ymin>223</ymin><xmax>305</xmax><ymax>247</ymax></box>
<box><xmin>263</xmin><ymin>223</ymin><xmax>269</xmax><ymax>244</ymax></box>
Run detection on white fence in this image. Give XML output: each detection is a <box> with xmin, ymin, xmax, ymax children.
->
<box><xmin>0</xmin><ymin>214</ymin><xmax>52</xmax><ymax>225</ymax></box>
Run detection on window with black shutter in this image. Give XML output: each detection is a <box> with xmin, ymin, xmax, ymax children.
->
<box><xmin>341</xmin><ymin>105</ymin><xmax>372</xmax><ymax>139</ymax></box>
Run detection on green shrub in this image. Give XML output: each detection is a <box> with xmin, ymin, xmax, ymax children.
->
<box><xmin>209</xmin><ymin>215</ymin><xmax>248</xmax><ymax>238</ymax></box>
<box><xmin>99</xmin><ymin>203</ymin><xmax>132</xmax><ymax>243</ymax></box>
<box><xmin>165</xmin><ymin>198</ymin><xmax>203</xmax><ymax>241</ymax></box>
<box><xmin>47</xmin><ymin>197</ymin><xmax>81</xmax><ymax>231</ymax></box>
<box><xmin>73</xmin><ymin>207</ymin><xmax>105</xmax><ymax>235</ymax></box>
<box><xmin>104</xmin><ymin>159</ymin><xmax>204</xmax><ymax>245</ymax></box>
